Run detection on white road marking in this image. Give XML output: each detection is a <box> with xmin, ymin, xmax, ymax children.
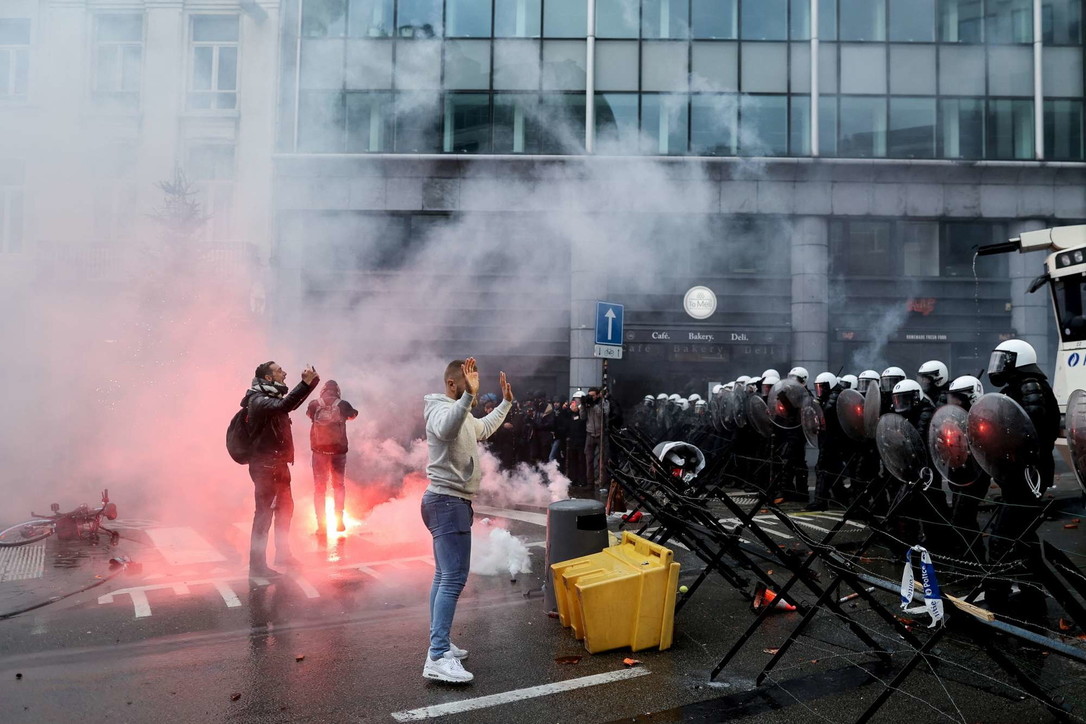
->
<box><xmin>0</xmin><ymin>541</ymin><xmax>46</xmax><ymax>582</ymax></box>
<box><xmin>391</xmin><ymin>668</ymin><xmax>651</xmax><ymax>722</ymax></box>
<box><xmin>98</xmin><ymin>582</ymin><xmax>191</xmax><ymax>618</ymax></box>
<box><xmin>473</xmin><ymin>506</ymin><xmax>548</xmax><ymax>527</ymax></box>
<box><xmin>145</xmin><ymin>527</ymin><xmax>226</xmax><ymax>566</ymax></box>
<box><xmin>211</xmin><ymin>580</ymin><xmax>242</xmax><ymax>608</ymax></box>
<box><xmin>806</xmin><ymin>513</ymin><xmax>866</xmax><ymax>529</ymax></box>
<box><xmin>287</xmin><ymin>573</ymin><xmax>320</xmax><ymax>599</ymax></box>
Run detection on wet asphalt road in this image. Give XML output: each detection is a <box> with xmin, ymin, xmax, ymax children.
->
<box><xmin>1</xmin><ymin>488</ymin><xmax>1085</xmax><ymax>723</ymax></box>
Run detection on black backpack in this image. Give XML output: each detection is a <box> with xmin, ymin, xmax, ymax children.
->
<box><xmin>226</xmin><ymin>402</ymin><xmax>260</xmax><ymax>465</ymax></box>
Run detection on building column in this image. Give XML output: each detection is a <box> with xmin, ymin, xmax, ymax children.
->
<box><xmin>569</xmin><ymin>238</ymin><xmax>604</xmax><ymax>397</ymax></box>
<box><xmin>1009</xmin><ymin>219</ymin><xmax>1052</xmax><ymax>375</ymax></box>
<box><xmin>791</xmin><ymin>216</ymin><xmax>829</xmax><ymax>374</ymax></box>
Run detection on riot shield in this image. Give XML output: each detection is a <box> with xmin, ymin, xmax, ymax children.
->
<box><xmin>710</xmin><ymin>393</ymin><xmax>729</xmax><ymax>432</ymax></box>
<box><xmin>876</xmin><ymin>412</ymin><xmax>928</xmax><ymax>484</ymax></box>
<box><xmin>967</xmin><ymin>393</ymin><xmax>1039</xmax><ymax>485</ymax></box>
<box><xmin>837</xmin><ymin>388</ymin><xmax>868</xmax><ymax>442</ymax></box>
<box><xmin>928</xmin><ymin>405</ymin><xmax>983</xmax><ymax>487</ymax></box>
<box><xmin>725</xmin><ymin>386</ymin><xmax>748</xmax><ymax>429</ymax></box>
<box><xmin>747</xmin><ymin>395</ymin><xmax>775</xmax><ymax>439</ymax></box>
<box><xmin>1065</xmin><ymin>389</ymin><xmax>1086</xmax><ymax>491</ymax></box>
<box><xmin>802</xmin><ymin>401</ymin><xmax>825</xmax><ymax>448</ymax></box>
<box><xmin>767</xmin><ymin>379</ymin><xmax>808</xmax><ymax>429</ymax></box>
<box><xmin>863</xmin><ymin>383</ymin><xmax>882</xmax><ymax>439</ymax></box>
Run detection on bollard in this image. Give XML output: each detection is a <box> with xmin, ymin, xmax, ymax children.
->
<box><xmin>543</xmin><ymin>499</ymin><xmax>608</xmax><ymax>612</ymax></box>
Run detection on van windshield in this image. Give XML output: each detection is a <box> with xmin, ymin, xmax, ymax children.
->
<box><xmin>1053</xmin><ymin>275</ymin><xmax>1086</xmax><ymax>342</ymax></box>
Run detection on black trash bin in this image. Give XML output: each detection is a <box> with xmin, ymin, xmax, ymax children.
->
<box><xmin>543</xmin><ymin>499</ymin><xmax>608</xmax><ymax>611</ymax></box>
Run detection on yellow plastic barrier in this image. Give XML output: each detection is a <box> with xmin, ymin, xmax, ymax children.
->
<box><xmin>550</xmin><ymin>531</ymin><xmax>681</xmax><ymax>653</ymax></box>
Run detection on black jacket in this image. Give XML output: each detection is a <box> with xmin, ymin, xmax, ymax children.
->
<box><xmin>1001</xmin><ymin>367</ymin><xmax>1060</xmax><ymax>446</ymax></box>
<box><xmin>306</xmin><ymin>397</ymin><xmax>359</xmax><ymax>454</ymax></box>
<box><xmin>243</xmin><ymin>379</ymin><xmax>317</xmax><ymax>464</ymax></box>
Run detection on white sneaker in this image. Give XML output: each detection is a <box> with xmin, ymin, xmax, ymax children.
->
<box><xmin>423</xmin><ymin>652</ymin><xmax>474</xmax><ymax>683</ymax></box>
<box><xmin>448</xmin><ymin>642</ymin><xmax>468</xmax><ymax>659</ymax></box>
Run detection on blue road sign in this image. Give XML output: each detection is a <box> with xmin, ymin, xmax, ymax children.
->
<box><xmin>595</xmin><ymin>301</ymin><xmax>624</xmax><ymax>346</ymax></box>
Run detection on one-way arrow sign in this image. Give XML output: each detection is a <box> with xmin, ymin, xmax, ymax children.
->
<box><xmin>595</xmin><ymin>301</ymin><xmax>624</xmax><ymax>346</ymax></box>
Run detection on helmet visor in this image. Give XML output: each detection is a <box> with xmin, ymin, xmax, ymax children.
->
<box><xmin>988</xmin><ymin>350</ymin><xmax>1016</xmax><ymax>378</ymax></box>
<box><xmin>880</xmin><ymin>375</ymin><xmax>903</xmax><ymax>393</ymax></box>
<box><xmin>892</xmin><ymin>390</ymin><xmax>917</xmax><ymax>413</ymax></box>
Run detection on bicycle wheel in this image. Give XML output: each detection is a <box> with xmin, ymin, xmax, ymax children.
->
<box><xmin>0</xmin><ymin>519</ymin><xmax>55</xmax><ymax>546</ymax></box>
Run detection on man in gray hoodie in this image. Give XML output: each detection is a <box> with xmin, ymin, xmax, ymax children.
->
<box><xmin>421</xmin><ymin>357</ymin><xmax>512</xmax><ymax>684</ymax></box>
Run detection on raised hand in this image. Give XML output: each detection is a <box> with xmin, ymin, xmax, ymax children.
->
<box><xmin>500</xmin><ymin>371</ymin><xmax>514</xmax><ymax>402</ymax></box>
<box><xmin>462</xmin><ymin>357</ymin><xmax>480</xmax><ymax>396</ymax></box>
<box><xmin>301</xmin><ymin>365</ymin><xmax>319</xmax><ymax>385</ymax></box>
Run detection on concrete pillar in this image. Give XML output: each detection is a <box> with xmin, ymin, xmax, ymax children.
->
<box><xmin>569</xmin><ymin>236</ymin><xmax>604</xmax><ymax>397</ymax></box>
<box><xmin>1009</xmin><ymin>219</ymin><xmax>1053</xmax><ymax>375</ymax></box>
<box><xmin>791</xmin><ymin>216</ymin><xmax>829</xmax><ymax>373</ymax></box>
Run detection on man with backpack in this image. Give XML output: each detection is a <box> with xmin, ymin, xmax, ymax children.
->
<box><xmin>306</xmin><ymin>380</ymin><xmax>359</xmax><ymax>536</ymax></box>
<box><xmin>238</xmin><ymin>361</ymin><xmax>319</xmax><ymax>578</ymax></box>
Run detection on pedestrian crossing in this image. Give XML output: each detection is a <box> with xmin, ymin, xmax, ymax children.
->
<box><xmin>0</xmin><ymin>541</ymin><xmax>46</xmax><ymax>582</ymax></box>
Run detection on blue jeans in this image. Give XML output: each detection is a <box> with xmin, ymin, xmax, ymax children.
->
<box><xmin>420</xmin><ymin>491</ymin><xmax>472</xmax><ymax>660</ymax></box>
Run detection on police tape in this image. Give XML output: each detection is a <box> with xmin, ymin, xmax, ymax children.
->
<box><xmin>900</xmin><ymin>545</ymin><xmax>944</xmax><ymax>628</ymax></box>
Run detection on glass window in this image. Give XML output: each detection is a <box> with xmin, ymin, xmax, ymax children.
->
<box><xmin>643</xmin><ymin>0</ymin><xmax>689</xmax><ymax>39</ymax></box>
<box><xmin>544</xmin><ymin>0</ymin><xmax>587</xmax><ymax>37</ymax></box>
<box><xmin>819</xmin><ymin>95</ymin><xmax>837</xmax><ymax>155</ymax></box>
<box><xmin>740</xmin><ymin>94</ymin><xmax>788</xmax><ymax>155</ymax></box>
<box><xmin>303</xmin><ymin>0</ymin><xmax>348</xmax><ymax>36</ymax></box>
<box><xmin>394</xmin><ymin>91</ymin><xmax>443</xmax><ymax>151</ymax></box>
<box><xmin>349</xmin><ymin>0</ymin><xmax>395</xmax><ymax>37</ymax></box>
<box><xmin>838</xmin><ymin>221</ymin><xmax>893</xmax><ymax>276</ymax></box>
<box><xmin>538</xmin><ymin>93</ymin><xmax>586</xmax><ymax>152</ymax></box>
<box><xmin>890</xmin><ymin>45</ymin><xmax>936</xmax><ymax>95</ymax></box>
<box><xmin>939</xmin><ymin>98</ymin><xmax>985</xmax><ymax>158</ymax></box>
<box><xmin>888</xmin><ymin>97</ymin><xmax>935</xmax><ymax>158</ymax></box>
<box><xmin>493</xmin><ymin>93</ymin><xmax>544</xmax><ymax>152</ymax></box>
<box><xmin>902</xmin><ymin>222</ymin><xmax>939</xmax><ymax>276</ymax></box>
<box><xmin>397</xmin><ymin>0</ymin><xmax>442</xmax><ymax>37</ymax></box>
<box><xmin>1043</xmin><ymin>47</ymin><xmax>1084</xmax><ymax>97</ymax></box>
<box><xmin>595</xmin><ymin>93</ymin><xmax>640</xmax><ymax>150</ymax></box>
<box><xmin>94</xmin><ymin>14</ymin><xmax>143</xmax><ymax>111</ymax></box>
<box><xmin>346</xmin><ymin>91</ymin><xmax>393</xmax><ymax>150</ymax></box>
<box><xmin>691</xmin><ymin>0</ymin><xmax>737</xmax><ymax>38</ymax></box>
<box><xmin>938</xmin><ymin>45</ymin><xmax>985</xmax><ymax>94</ymax></box>
<box><xmin>741</xmin><ymin>0</ymin><xmax>787</xmax><ymax>40</ymax></box>
<box><xmin>691</xmin><ymin>93</ymin><xmax>738</xmax><ymax>155</ymax></box>
<box><xmin>444</xmin><ymin>93</ymin><xmax>490</xmax><ymax>151</ymax></box>
<box><xmin>942</xmin><ymin>223</ymin><xmax>1006</xmax><ymax>277</ymax></box>
<box><xmin>641</xmin><ymin>94</ymin><xmax>689</xmax><ymax>154</ymax></box>
<box><xmin>818</xmin><ymin>41</ymin><xmax>837</xmax><ymax>92</ymax></box>
<box><xmin>493</xmin><ymin>40</ymin><xmax>542</xmax><ymax>89</ymax></box>
<box><xmin>987</xmin><ymin>98</ymin><xmax>1033</xmax><ymax>159</ymax></box>
<box><xmin>189</xmin><ymin>15</ymin><xmax>239</xmax><ymax>110</ymax></box>
<box><xmin>889</xmin><ymin>0</ymin><xmax>934</xmax><ymax>41</ymax></box>
<box><xmin>393</xmin><ymin>39</ymin><xmax>442</xmax><ymax>88</ymax></box>
<box><xmin>840</xmin><ymin>44</ymin><xmax>887</xmax><ymax>94</ymax></box>
<box><xmin>444</xmin><ymin>39</ymin><xmax>491</xmax><ymax>88</ymax></box>
<box><xmin>839</xmin><ymin>0</ymin><xmax>885</xmax><ymax>41</ymax></box>
<box><xmin>790</xmin><ymin>94</ymin><xmax>810</xmax><ymax>154</ymax></box>
<box><xmin>1043</xmin><ymin>0</ymin><xmax>1083</xmax><ymax>44</ymax></box>
<box><xmin>643</xmin><ymin>41</ymin><xmax>689</xmax><ymax>91</ymax></box>
<box><xmin>839</xmin><ymin>96</ymin><xmax>887</xmax><ymax>157</ymax></box>
<box><xmin>790</xmin><ymin>42</ymin><xmax>811</xmax><ymax>92</ymax></box>
<box><xmin>596</xmin><ymin>40</ymin><xmax>639</xmax><ymax>90</ymax></box>
<box><xmin>346</xmin><ymin>40</ymin><xmax>394</xmax><ymax>89</ymax></box>
<box><xmin>939</xmin><ymin>0</ymin><xmax>984</xmax><ymax>42</ymax></box>
<box><xmin>691</xmin><ymin>42</ymin><xmax>738</xmax><ymax>91</ymax></box>
<box><xmin>298</xmin><ymin>90</ymin><xmax>346</xmax><ymax>151</ymax></box>
<box><xmin>987</xmin><ymin>0</ymin><xmax>1032</xmax><ymax>43</ymax></box>
<box><xmin>542</xmin><ymin>40</ymin><xmax>587</xmax><ymax>90</ymax></box>
<box><xmin>300</xmin><ymin>39</ymin><xmax>345</xmax><ymax>90</ymax></box>
<box><xmin>447</xmin><ymin>0</ymin><xmax>491</xmax><ymax>37</ymax></box>
<box><xmin>988</xmin><ymin>45</ymin><xmax>1032</xmax><ymax>96</ymax></box>
<box><xmin>789</xmin><ymin>0</ymin><xmax>809</xmax><ymax>39</ymax></box>
<box><xmin>496</xmin><ymin>0</ymin><xmax>542</xmax><ymax>37</ymax></box>
<box><xmin>598</xmin><ymin>0</ymin><xmax>640</xmax><ymax>38</ymax></box>
<box><xmin>741</xmin><ymin>42</ymin><xmax>788</xmax><ymax>93</ymax></box>
<box><xmin>1045</xmin><ymin>99</ymin><xmax>1084</xmax><ymax>161</ymax></box>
